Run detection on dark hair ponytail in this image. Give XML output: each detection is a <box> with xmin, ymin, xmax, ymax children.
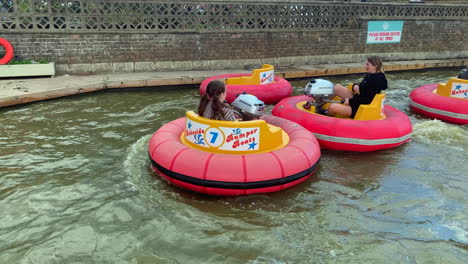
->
<box><xmin>198</xmin><ymin>80</ymin><xmax>227</xmax><ymax>120</ymax></box>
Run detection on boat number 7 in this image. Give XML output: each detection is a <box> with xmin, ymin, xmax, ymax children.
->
<box><xmin>205</xmin><ymin>127</ymin><xmax>223</xmax><ymax>148</ymax></box>
<box><xmin>209</xmin><ymin>131</ymin><xmax>219</xmax><ymax>144</ymax></box>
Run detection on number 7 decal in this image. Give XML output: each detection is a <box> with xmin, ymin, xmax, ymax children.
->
<box><xmin>209</xmin><ymin>131</ymin><xmax>219</xmax><ymax>144</ymax></box>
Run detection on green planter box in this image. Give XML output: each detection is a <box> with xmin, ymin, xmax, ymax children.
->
<box><xmin>0</xmin><ymin>63</ymin><xmax>55</xmax><ymax>78</ymax></box>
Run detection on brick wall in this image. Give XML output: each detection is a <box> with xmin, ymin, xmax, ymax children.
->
<box><xmin>1</xmin><ymin>7</ymin><xmax>467</xmax><ymax>74</ymax></box>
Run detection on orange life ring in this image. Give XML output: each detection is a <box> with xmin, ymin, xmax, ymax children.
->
<box><xmin>0</xmin><ymin>37</ymin><xmax>14</xmax><ymax>65</ymax></box>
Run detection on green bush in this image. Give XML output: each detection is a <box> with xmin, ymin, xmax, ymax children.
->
<box><xmin>7</xmin><ymin>59</ymin><xmax>49</xmax><ymax>65</ymax></box>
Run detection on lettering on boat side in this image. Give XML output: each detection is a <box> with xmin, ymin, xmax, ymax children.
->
<box><xmin>186</xmin><ymin>120</ymin><xmax>209</xmax><ymax>147</ymax></box>
<box><xmin>260</xmin><ymin>70</ymin><xmax>274</xmax><ymax>85</ymax></box>
<box><xmin>450</xmin><ymin>83</ymin><xmax>468</xmax><ymax>99</ymax></box>
<box><xmin>185</xmin><ymin>118</ymin><xmax>260</xmax><ymax>151</ymax></box>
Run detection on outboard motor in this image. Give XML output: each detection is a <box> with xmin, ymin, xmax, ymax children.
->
<box><xmin>303</xmin><ymin>79</ymin><xmax>342</xmax><ymax>113</ymax></box>
<box><xmin>231</xmin><ymin>93</ymin><xmax>265</xmax><ymax>121</ymax></box>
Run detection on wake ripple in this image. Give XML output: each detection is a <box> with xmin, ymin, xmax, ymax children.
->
<box><xmin>412</xmin><ymin>120</ymin><xmax>468</xmax><ymax>147</ymax></box>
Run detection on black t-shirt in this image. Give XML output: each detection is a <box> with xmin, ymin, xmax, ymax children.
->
<box><xmin>458</xmin><ymin>70</ymin><xmax>468</xmax><ymax>80</ymax></box>
<box><xmin>349</xmin><ymin>72</ymin><xmax>388</xmax><ymax>117</ymax></box>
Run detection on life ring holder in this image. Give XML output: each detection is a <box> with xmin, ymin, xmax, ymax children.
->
<box><xmin>0</xmin><ymin>37</ymin><xmax>14</xmax><ymax>65</ymax></box>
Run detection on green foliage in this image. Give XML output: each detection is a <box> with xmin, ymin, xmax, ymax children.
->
<box><xmin>8</xmin><ymin>59</ymin><xmax>49</xmax><ymax>65</ymax></box>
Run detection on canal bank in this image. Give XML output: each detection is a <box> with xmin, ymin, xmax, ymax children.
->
<box><xmin>0</xmin><ymin>58</ymin><xmax>466</xmax><ymax>108</ymax></box>
<box><xmin>1</xmin><ymin>68</ymin><xmax>467</xmax><ymax>264</ymax></box>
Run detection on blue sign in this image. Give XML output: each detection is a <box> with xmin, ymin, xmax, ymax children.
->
<box><xmin>367</xmin><ymin>21</ymin><xmax>404</xmax><ymax>44</ymax></box>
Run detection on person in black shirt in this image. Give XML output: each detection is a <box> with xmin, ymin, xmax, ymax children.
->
<box><xmin>458</xmin><ymin>67</ymin><xmax>468</xmax><ymax>80</ymax></box>
<box><xmin>327</xmin><ymin>56</ymin><xmax>388</xmax><ymax>118</ymax></box>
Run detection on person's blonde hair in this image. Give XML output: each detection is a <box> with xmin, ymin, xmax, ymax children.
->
<box><xmin>367</xmin><ymin>56</ymin><xmax>383</xmax><ymax>73</ymax></box>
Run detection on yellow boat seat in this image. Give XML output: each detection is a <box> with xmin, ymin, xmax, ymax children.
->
<box><xmin>226</xmin><ymin>64</ymin><xmax>275</xmax><ymax>85</ymax></box>
<box><xmin>344</xmin><ymin>83</ymin><xmax>385</xmax><ymax>120</ymax></box>
<box><xmin>436</xmin><ymin>77</ymin><xmax>468</xmax><ymax>98</ymax></box>
<box><xmin>353</xmin><ymin>93</ymin><xmax>386</xmax><ymax>120</ymax></box>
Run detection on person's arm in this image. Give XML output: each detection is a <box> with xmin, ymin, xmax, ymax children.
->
<box><xmin>224</xmin><ymin>107</ymin><xmax>242</xmax><ymax>121</ymax></box>
<box><xmin>348</xmin><ymin>77</ymin><xmax>367</xmax><ymax>106</ymax></box>
<box><xmin>351</xmin><ymin>83</ymin><xmax>360</xmax><ymax>94</ymax></box>
<box><xmin>349</xmin><ymin>73</ymin><xmax>386</xmax><ymax>107</ymax></box>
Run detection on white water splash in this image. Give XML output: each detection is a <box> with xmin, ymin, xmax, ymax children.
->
<box><xmin>123</xmin><ymin>134</ymin><xmax>152</xmax><ymax>191</ymax></box>
<box><xmin>412</xmin><ymin>120</ymin><xmax>468</xmax><ymax>146</ymax></box>
<box><xmin>122</xmin><ymin>134</ymin><xmax>179</xmax><ymax>207</ymax></box>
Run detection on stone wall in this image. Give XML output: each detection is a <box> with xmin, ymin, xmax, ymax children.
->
<box><xmin>1</xmin><ymin>0</ymin><xmax>467</xmax><ymax>74</ymax></box>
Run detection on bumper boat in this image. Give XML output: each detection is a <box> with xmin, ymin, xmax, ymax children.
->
<box><xmin>272</xmin><ymin>79</ymin><xmax>412</xmax><ymax>152</ymax></box>
<box><xmin>148</xmin><ymin>95</ymin><xmax>320</xmax><ymax>196</ymax></box>
<box><xmin>200</xmin><ymin>64</ymin><xmax>292</xmax><ymax>104</ymax></box>
<box><xmin>409</xmin><ymin>77</ymin><xmax>468</xmax><ymax>124</ymax></box>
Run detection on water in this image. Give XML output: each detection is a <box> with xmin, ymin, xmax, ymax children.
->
<box><xmin>1</xmin><ymin>69</ymin><xmax>467</xmax><ymax>264</ymax></box>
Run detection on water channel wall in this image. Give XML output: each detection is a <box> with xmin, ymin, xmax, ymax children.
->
<box><xmin>1</xmin><ymin>0</ymin><xmax>467</xmax><ymax>75</ymax></box>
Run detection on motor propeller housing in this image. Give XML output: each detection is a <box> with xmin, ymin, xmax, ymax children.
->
<box><xmin>304</xmin><ymin>78</ymin><xmax>335</xmax><ymax>105</ymax></box>
<box><xmin>231</xmin><ymin>93</ymin><xmax>265</xmax><ymax>120</ymax></box>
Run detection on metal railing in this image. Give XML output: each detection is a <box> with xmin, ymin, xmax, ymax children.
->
<box><xmin>1</xmin><ymin>0</ymin><xmax>467</xmax><ymax>33</ymax></box>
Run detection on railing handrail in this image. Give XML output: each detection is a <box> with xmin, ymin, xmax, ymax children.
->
<box><xmin>1</xmin><ymin>1</ymin><xmax>467</xmax><ymax>33</ymax></box>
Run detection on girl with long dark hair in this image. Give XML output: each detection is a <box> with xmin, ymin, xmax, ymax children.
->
<box><xmin>198</xmin><ymin>80</ymin><xmax>241</xmax><ymax>121</ymax></box>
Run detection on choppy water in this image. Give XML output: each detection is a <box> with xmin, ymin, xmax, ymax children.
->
<box><xmin>0</xmin><ymin>69</ymin><xmax>467</xmax><ymax>264</ymax></box>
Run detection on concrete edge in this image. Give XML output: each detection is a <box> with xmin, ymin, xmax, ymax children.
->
<box><xmin>105</xmin><ymin>77</ymin><xmax>207</xmax><ymax>89</ymax></box>
<box><xmin>1</xmin><ymin>59</ymin><xmax>466</xmax><ymax>108</ymax></box>
<box><xmin>0</xmin><ymin>82</ymin><xmax>106</xmax><ymax>108</ymax></box>
<box><xmin>277</xmin><ymin>59</ymin><xmax>466</xmax><ymax>78</ymax></box>
<box><xmin>55</xmin><ymin>51</ymin><xmax>468</xmax><ymax>75</ymax></box>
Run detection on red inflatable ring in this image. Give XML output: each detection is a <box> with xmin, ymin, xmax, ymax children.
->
<box><xmin>272</xmin><ymin>95</ymin><xmax>412</xmax><ymax>152</ymax></box>
<box><xmin>0</xmin><ymin>37</ymin><xmax>14</xmax><ymax>65</ymax></box>
<box><xmin>148</xmin><ymin>115</ymin><xmax>321</xmax><ymax>196</ymax></box>
<box><xmin>200</xmin><ymin>73</ymin><xmax>293</xmax><ymax>105</ymax></box>
<box><xmin>409</xmin><ymin>83</ymin><xmax>468</xmax><ymax>124</ymax></box>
